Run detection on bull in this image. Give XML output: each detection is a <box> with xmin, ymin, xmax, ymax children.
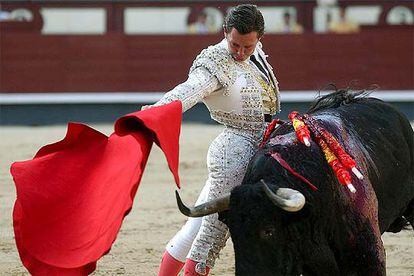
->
<box><xmin>176</xmin><ymin>90</ymin><xmax>414</xmax><ymax>275</ymax></box>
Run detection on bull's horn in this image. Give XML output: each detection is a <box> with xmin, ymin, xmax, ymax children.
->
<box><xmin>175</xmin><ymin>190</ymin><xmax>230</xmax><ymax>217</ymax></box>
<box><xmin>261</xmin><ymin>180</ymin><xmax>305</xmax><ymax>212</ymax></box>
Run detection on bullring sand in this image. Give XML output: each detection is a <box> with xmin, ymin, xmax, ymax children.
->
<box><xmin>0</xmin><ymin>124</ymin><xmax>413</xmax><ymax>275</ymax></box>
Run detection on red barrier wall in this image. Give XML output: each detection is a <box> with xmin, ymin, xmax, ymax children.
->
<box><xmin>1</xmin><ymin>27</ymin><xmax>412</xmax><ymax>93</ymax></box>
<box><xmin>0</xmin><ymin>0</ymin><xmax>413</xmax><ymax>93</ymax></box>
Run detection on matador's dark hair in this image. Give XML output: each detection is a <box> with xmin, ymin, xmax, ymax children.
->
<box><xmin>224</xmin><ymin>4</ymin><xmax>265</xmax><ymax>37</ymax></box>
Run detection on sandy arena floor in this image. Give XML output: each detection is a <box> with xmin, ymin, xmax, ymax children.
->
<box><xmin>0</xmin><ymin>123</ymin><xmax>413</xmax><ymax>275</ymax></box>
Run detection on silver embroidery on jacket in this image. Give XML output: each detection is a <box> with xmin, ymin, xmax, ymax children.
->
<box><xmin>151</xmin><ymin>39</ymin><xmax>280</xmax><ymax>268</ymax></box>
<box><xmin>153</xmin><ymin>66</ymin><xmax>220</xmax><ymax>112</ymax></box>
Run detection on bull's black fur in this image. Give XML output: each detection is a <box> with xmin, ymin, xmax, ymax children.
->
<box><xmin>224</xmin><ymin>90</ymin><xmax>414</xmax><ymax>275</ymax></box>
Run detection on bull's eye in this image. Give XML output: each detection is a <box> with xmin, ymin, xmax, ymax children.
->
<box><xmin>260</xmin><ymin>227</ymin><xmax>275</xmax><ymax>239</ymax></box>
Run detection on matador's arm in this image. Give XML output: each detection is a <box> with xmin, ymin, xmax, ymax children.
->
<box><xmin>144</xmin><ymin>67</ymin><xmax>221</xmax><ymax>112</ymax></box>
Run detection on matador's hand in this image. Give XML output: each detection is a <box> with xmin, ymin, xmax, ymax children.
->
<box><xmin>141</xmin><ymin>105</ymin><xmax>153</xmax><ymax>111</ymax></box>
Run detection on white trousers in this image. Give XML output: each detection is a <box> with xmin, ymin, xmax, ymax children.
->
<box><xmin>165</xmin><ymin>127</ymin><xmax>263</xmax><ymax>268</ymax></box>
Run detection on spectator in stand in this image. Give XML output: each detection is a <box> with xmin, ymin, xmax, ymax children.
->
<box><xmin>326</xmin><ymin>11</ymin><xmax>333</xmax><ymax>31</ymax></box>
<box><xmin>188</xmin><ymin>11</ymin><xmax>214</xmax><ymax>34</ymax></box>
<box><xmin>276</xmin><ymin>11</ymin><xmax>303</xmax><ymax>34</ymax></box>
<box><xmin>328</xmin><ymin>7</ymin><xmax>360</xmax><ymax>33</ymax></box>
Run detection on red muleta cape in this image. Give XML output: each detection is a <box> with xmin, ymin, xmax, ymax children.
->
<box><xmin>10</xmin><ymin>101</ymin><xmax>182</xmax><ymax>275</ymax></box>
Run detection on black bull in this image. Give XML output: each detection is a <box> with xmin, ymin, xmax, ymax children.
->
<box><xmin>176</xmin><ymin>91</ymin><xmax>414</xmax><ymax>275</ymax></box>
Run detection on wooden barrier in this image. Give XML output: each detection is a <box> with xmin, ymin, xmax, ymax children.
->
<box><xmin>0</xmin><ymin>1</ymin><xmax>412</xmax><ymax>93</ymax></box>
<box><xmin>1</xmin><ymin>27</ymin><xmax>412</xmax><ymax>92</ymax></box>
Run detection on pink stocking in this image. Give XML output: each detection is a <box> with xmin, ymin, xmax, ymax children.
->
<box><xmin>157</xmin><ymin>251</ymin><xmax>185</xmax><ymax>276</ymax></box>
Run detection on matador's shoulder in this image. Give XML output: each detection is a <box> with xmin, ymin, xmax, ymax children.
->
<box><xmin>189</xmin><ymin>39</ymin><xmax>237</xmax><ymax>91</ymax></box>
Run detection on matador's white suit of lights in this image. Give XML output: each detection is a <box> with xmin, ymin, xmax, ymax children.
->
<box><xmin>151</xmin><ymin>38</ymin><xmax>280</xmax><ymax>269</ymax></box>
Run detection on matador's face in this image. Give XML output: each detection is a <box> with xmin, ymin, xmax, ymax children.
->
<box><xmin>225</xmin><ymin>28</ymin><xmax>260</xmax><ymax>62</ymax></box>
